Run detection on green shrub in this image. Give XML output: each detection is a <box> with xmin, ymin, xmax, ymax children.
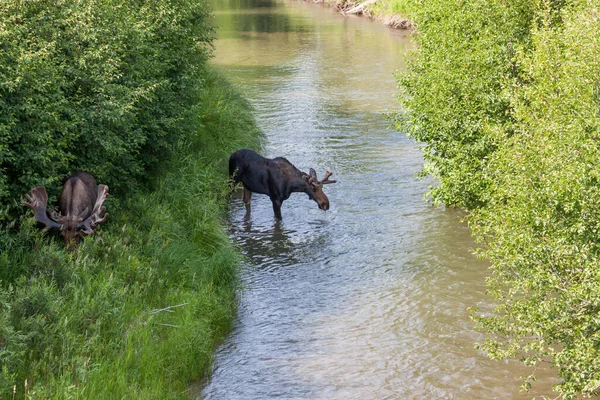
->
<box><xmin>398</xmin><ymin>0</ymin><xmax>535</xmax><ymax>209</ymax></box>
<box><xmin>472</xmin><ymin>2</ymin><xmax>600</xmax><ymax>396</ymax></box>
<box><xmin>400</xmin><ymin>0</ymin><xmax>600</xmax><ymax>396</ymax></box>
<box><xmin>0</xmin><ymin>0</ymin><xmax>213</xmax><ymax>220</ymax></box>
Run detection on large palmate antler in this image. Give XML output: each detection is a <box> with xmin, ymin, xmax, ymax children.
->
<box><xmin>77</xmin><ymin>184</ymin><xmax>109</xmax><ymax>235</ymax></box>
<box><xmin>21</xmin><ymin>187</ymin><xmax>62</xmax><ymax>231</ymax></box>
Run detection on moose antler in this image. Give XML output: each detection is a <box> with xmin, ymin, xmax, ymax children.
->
<box><xmin>21</xmin><ymin>186</ymin><xmax>62</xmax><ymax>231</ymax></box>
<box><xmin>319</xmin><ymin>171</ymin><xmax>336</xmax><ymax>185</ymax></box>
<box><xmin>77</xmin><ymin>184</ymin><xmax>109</xmax><ymax>235</ymax></box>
<box><xmin>306</xmin><ymin>168</ymin><xmax>337</xmax><ymax>186</ymax></box>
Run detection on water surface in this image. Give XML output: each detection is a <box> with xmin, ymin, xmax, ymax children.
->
<box><xmin>201</xmin><ymin>1</ymin><xmax>555</xmax><ymax>398</ymax></box>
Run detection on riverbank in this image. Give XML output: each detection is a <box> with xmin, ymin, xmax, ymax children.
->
<box><xmin>310</xmin><ymin>0</ymin><xmax>414</xmax><ymax>29</ymax></box>
<box><xmin>0</xmin><ymin>69</ymin><xmax>261</xmax><ymax>398</ymax></box>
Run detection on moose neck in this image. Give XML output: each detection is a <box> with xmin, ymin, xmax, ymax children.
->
<box><xmin>302</xmin><ymin>181</ymin><xmax>318</xmax><ymax>202</ymax></box>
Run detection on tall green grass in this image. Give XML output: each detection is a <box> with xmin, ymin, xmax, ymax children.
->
<box><xmin>0</xmin><ymin>69</ymin><xmax>261</xmax><ymax>398</ymax></box>
<box><xmin>369</xmin><ymin>0</ymin><xmax>415</xmax><ymax>19</ymax></box>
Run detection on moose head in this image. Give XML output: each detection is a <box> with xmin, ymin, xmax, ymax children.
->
<box><xmin>303</xmin><ymin>168</ymin><xmax>337</xmax><ymax>211</ymax></box>
<box><xmin>22</xmin><ymin>172</ymin><xmax>109</xmax><ymax>249</ymax></box>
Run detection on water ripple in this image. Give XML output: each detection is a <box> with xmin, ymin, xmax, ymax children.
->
<box><xmin>201</xmin><ymin>0</ymin><xmax>557</xmax><ymax>398</ymax></box>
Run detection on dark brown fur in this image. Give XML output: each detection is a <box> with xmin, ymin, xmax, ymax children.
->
<box><xmin>23</xmin><ymin>172</ymin><xmax>109</xmax><ymax>249</ymax></box>
<box><xmin>57</xmin><ymin>172</ymin><xmax>99</xmax><ymax>246</ymax></box>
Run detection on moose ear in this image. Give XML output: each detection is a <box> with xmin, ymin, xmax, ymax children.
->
<box><xmin>302</xmin><ymin>172</ymin><xmax>316</xmax><ymax>185</ymax></box>
<box><xmin>309</xmin><ymin>168</ymin><xmax>318</xmax><ymax>179</ymax></box>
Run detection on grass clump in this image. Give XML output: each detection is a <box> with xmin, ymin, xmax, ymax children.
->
<box><xmin>369</xmin><ymin>0</ymin><xmax>415</xmax><ymax>21</ymax></box>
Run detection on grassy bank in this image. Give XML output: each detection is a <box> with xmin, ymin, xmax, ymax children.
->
<box><xmin>312</xmin><ymin>0</ymin><xmax>414</xmax><ymax>29</ymax></box>
<box><xmin>1</xmin><ymin>1</ymin><xmax>262</xmax><ymax>396</ymax></box>
<box><xmin>0</xmin><ymin>69</ymin><xmax>261</xmax><ymax>398</ymax></box>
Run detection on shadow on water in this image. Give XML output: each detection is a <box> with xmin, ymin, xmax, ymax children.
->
<box><xmin>227</xmin><ymin>187</ymin><xmax>334</xmax><ymax>273</ymax></box>
<box><xmin>214</xmin><ymin>0</ymin><xmax>280</xmax><ymax>10</ymax></box>
<box><xmin>201</xmin><ymin>0</ymin><xmax>559</xmax><ymax>398</ymax></box>
<box><xmin>229</xmin><ymin>203</ymin><xmax>304</xmax><ymax>270</ymax></box>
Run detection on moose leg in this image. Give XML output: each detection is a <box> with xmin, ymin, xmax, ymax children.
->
<box><xmin>243</xmin><ymin>187</ymin><xmax>252</xmax><ymax>215</ymax></box>
<box><xmin>271</xmin><ymin>198</ymin><xmax>283</xmax><ymax>220</ymax></box>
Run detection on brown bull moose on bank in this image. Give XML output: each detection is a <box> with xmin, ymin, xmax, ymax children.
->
<box><xmin>229</xmin><ymin>149</ymin><xmax>336</xmax><ymax>219</ymax></box>
<box><xmin>22</xmin><ymin>172</ymin><xmax>109</xmax><ymax>249</ymax></box>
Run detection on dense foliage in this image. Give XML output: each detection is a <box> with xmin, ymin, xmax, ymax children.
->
<box><xmin>400</xmin><ymin>0</ymin><xmax>600</xmax><ymax>397</ymax></box>
<box><xmin>0</xmin><ymin>0</ymin><xmax>263</xmax><ymax>397</ymax></box>
<box><xmin>0</xmin><ymin>0</ymin><xmax>213</xmax><ymax>220</ymax></box>
<box><xmin>398</xmin><ymin>0</ymin><xmax>535</xmax><ymax>209</ymax></box>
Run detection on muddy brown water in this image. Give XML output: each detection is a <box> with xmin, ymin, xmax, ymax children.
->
<box><xmin>200</xmin><ymin>0</ymin><xmax>557</xmax><ymax>398</ymax></box>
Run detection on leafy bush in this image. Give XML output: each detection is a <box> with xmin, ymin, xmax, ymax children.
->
<box><xmin>400</xmin><ymin>0</ymin><xmax>600</xmax><ymax>396</ymax></box>
<box><xmin>0</xmin><ymin>0</ymin><xmax>213</xmax><ymax>220</ymax></box>
<box><xmin>398</xmin><ymin>0</ymin><xmax>535</xmax><ymax>209</ymax></box>
<box><xmin>471</xmin><ymin>2</ymin><xmax>600</xmax><ymax>397</ymax></box>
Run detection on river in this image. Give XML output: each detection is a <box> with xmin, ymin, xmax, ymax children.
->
<box><xmin>200</xmin><ymin>0</ymin><xmax>555</xmax><ymax>398</ymax></box>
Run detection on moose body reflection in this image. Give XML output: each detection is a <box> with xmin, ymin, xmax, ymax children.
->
<box><xmin>229</xmin><ymin>149</ymin><xmax>336</xmax><ymax>219</ymax></box>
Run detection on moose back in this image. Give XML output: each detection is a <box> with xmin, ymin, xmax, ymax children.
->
<box><xmin>229</xmin><ymin>149</ymin><xmax>336</xmax><ymax>219</ymax></box>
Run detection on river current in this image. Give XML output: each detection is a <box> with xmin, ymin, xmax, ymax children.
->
<box><xmin>200</xmin><ymin>0</ymin><xmax>555</xmax><ymax>398</ymax></box>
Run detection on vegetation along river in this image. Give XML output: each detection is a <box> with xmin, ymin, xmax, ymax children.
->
<box><xmin>201</xmin><ymin>0</ymin><xmax>556</xmax><ymax>398</ymax></box>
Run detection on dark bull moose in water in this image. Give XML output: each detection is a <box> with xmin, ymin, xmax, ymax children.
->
<box><xmin>22</xmin><ymin>171</ymin><xmax>109</xmax><ymax>249</ymax></box>
<box><xmin>229</xmin><ymin>148</ymin><xmax>337</xmax><ymax>219</ymax></box>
